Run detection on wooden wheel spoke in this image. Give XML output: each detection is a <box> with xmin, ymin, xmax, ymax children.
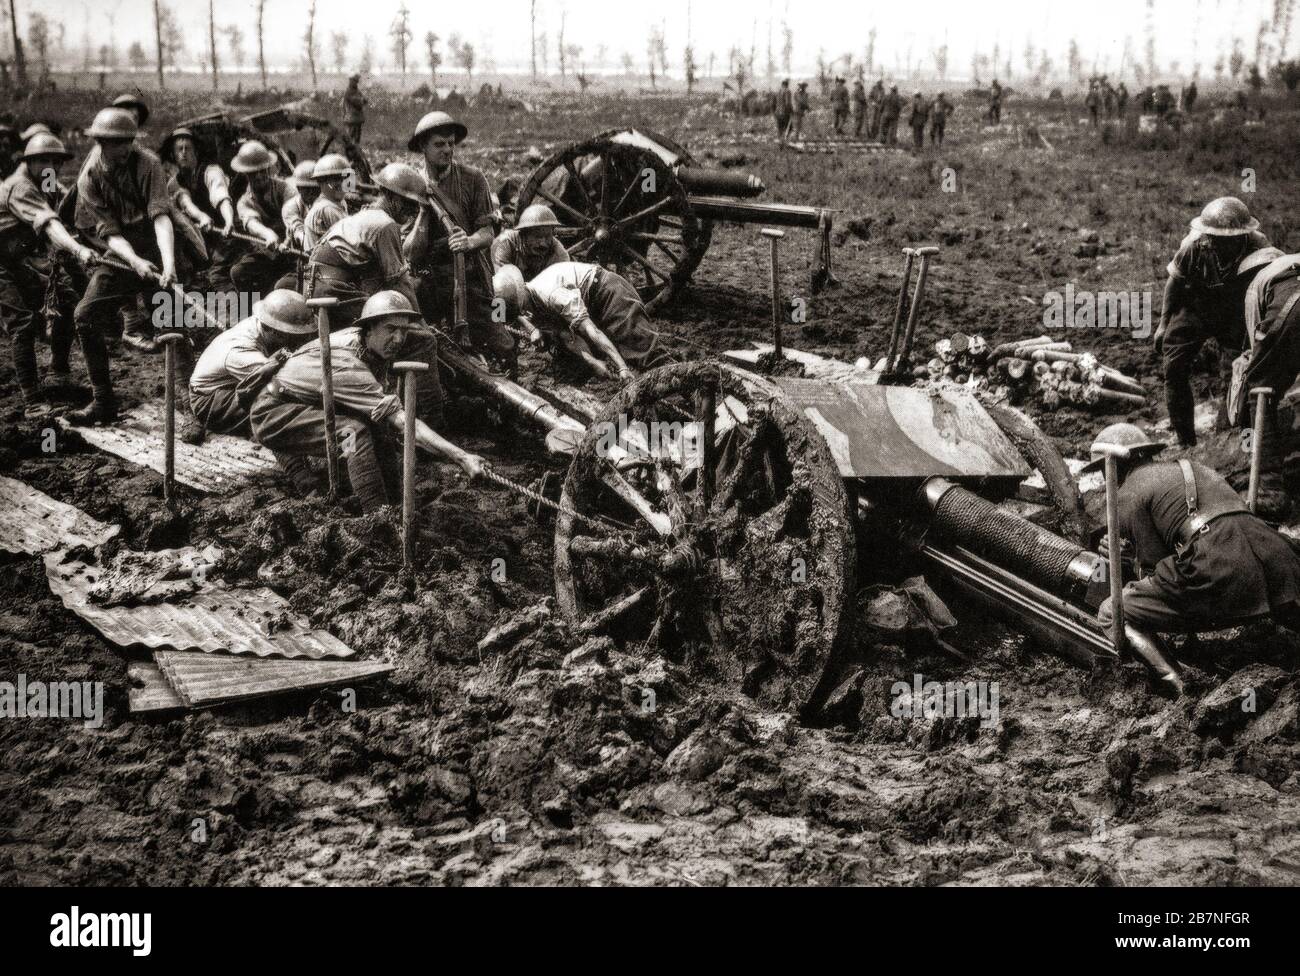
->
<box><xmin>564</xmin><ymin>158</ymin><xmax>595</xmax><ymax>213</ymax></box>
<box><xmin>599</xmin><ymin>163</ymin><xmax>610</xmax><ymax>217</ymax></box>
<box><xmin>534</xmin><ymin>185</ymin><xmax>592</xmax><ymax>226</ymax></box>
<box><xmin>569</xmin><ymin>236</ymin><xmax>597</xmax><ymax>258</ymax></box>
<box><xmin>617</xmin><ymin>196</ymin><xmax>673</xmax><ymax>227</ymax></box>
<box><xmin>695</xmin><ymin>388</ymin><xmax>717</xmax><ymax>512</ymax></box>
<box><xmin>577</xmin><ymin>585</ymin><xmax>652</xmax><ymax>635</ymax></box>
<box><xmin>711</xmin><ymin>418</ymin><xmax>775</xmax><ymax>515</ymax></box>
<box><xmin>617</xmin><ymin>242</ymin><xmax>671</xmax><ymax>285</ymax></box>
<box><xmin>611</xmin><ymin>175</ymin><xmax>641</xmax><ymax>218</ymax></box>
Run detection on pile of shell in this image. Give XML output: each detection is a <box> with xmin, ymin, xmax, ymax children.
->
<box><xmin>916</xmin><ymin>333</ymin><xmax>1146</xmax><ymax>410</ymax></box>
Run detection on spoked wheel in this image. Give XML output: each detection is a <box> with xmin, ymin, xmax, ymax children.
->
<box><xmin>553</xmin><ymin>361</ymin><xmax>855</xmax><ymax>714</ymax></box>
<box><xmin>517</xmin><ymin>131</ymin><xmax>711</xmax><ymax>312</ymax></box>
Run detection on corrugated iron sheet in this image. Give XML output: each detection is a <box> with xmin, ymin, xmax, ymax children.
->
<box><xmin>0</xmin><ymin>476</ymin><xmax>120</xmax><ymax>554</ymax></box>
<box><xmin>60</xmin><ymin>401</ymin><xmax>281</xmax><ymax>494</ymax></box>
<box><xmin>127</xmin><ymin>659</ymin><xmax>185</xmax><ymax>713</ymax></box>
<box><xmin>45</xmin><ymin>550</ymin><xmax>355</xmax><ymax>659</ymax></box>
<box><xmin>154</xmin><ymin>649</ymin><xmax>391</xmax><ymax>707</ymax></box>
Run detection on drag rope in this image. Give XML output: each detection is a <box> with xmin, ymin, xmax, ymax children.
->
<box><xmin>480</xmin><ymin>467</ymin><xmax>632</xmax><ymax>537</ymax></box>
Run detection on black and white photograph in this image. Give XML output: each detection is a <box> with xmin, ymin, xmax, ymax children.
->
<box><xmin>0</xmin><ymin>0</ymin><xmax>1296</xmax><ymax>924</ymax></box>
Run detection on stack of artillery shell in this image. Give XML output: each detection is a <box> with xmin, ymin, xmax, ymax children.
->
<box><xmin>918</xmin><ymin>333</ymin><xmax>1146</xmax><ymax>410</ymax></box>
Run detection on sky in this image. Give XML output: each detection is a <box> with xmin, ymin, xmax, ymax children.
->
<box><xmin>11</xmin><ymin>0</ymin><xmax>1297</xmax><ymax>79</ymax></box>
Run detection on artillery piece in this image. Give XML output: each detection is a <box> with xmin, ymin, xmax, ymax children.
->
<box><xmin>514</xmin><ymin>128</ymin><xmax>838</xmax><ymax>312</ymax></box>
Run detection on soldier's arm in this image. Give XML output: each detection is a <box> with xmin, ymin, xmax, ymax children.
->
<box><xmin>403</xmin><ymin>204</ymin><xmax>433</xmax><ymax>263</ymax></box>
<box><xmin>392</xmin><ymin>413</ymin><xmax>487</xmax><ymax>479</ymax></box>
<box><xmin>43</xmin><ymin>218</ymin><xmax>96</xmax><ymax>264</ymax></box>
<box><xmin>154</xmin><ymin>213</ymin><xmax>177</xmax><ymax>283</ymax></box>
<box><xmin>574</xmin><ymin>316</ymin><xmax>632</xmax><ymax>379</ymax></box>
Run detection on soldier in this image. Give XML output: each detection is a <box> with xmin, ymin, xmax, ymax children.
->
<box><xmin>1153</xmin><ymin>83</ymin><xmax>1174</xmax><ymax>120</ymax></box>
<box><xmin>1183</xmin><ymin>80</ymin><xmax>1198</xmax><ymax>113</ymax></box>
<box><xmin>71</xmin><ymin>108</ymin><xmax>185</xmax><ymax>425</ymax></box>
<box><xmin>851</xmin><ymin>78</ymin><xmax>868</xmax><ymax>137</ymax></box>
<box><xmin>929</xmin><ymin>92</ymin><xmax>954</xmax><ymax>146</ymax></box>
<box><xmin>1103</xmin><ymin>79</ymin><xmax>1116</xmax><ymax>118</ymax></box>
<box><xmin>111</xmin><ymin>93</ymin><xmax>150</xmax><ymax>130</ymax></box>
<box><xmin>343</xmin><ymin>75</ymin><xmax>367</xmax><ymax>145</ymax></box>
<box><xmin>1154</xmin><ymin>197</ymin><xmax>1277</xmax><ymax>448</ymax></box>
<box><xmin>792</xmin><ymin>82</ymin><xmax>811</xmax><ymax>140</ymax></box>
<box><xmin>774</xmin><ymin>79</ymin><xmax>794</xmax><ymax>143</ymax></box>
<box><xmin>0</xmin><ymin>133</ymin><xmax>98</xmax><ymax>417</ymax></box>
<box><xmin>281</xmin><ymin>160</ymin><xmax>319</xmax><ymax>251</ymax></box>
<box><xmin>159</xmin><ymin>127</ymin><xmax>236</xmax><ymax>294</ymax></box>
<box><xmin>304</xmin><ymin>162</ymin><xmax>422</xmax><ymax>327</ymax></box>
<box><xmin>404</xmin><ymin>111</ymin><xmax>513</xmax><ymax>363</ymax></box>
<box><xmin>908</xmin><ymin>91</ymin><xmax>930</xmax><ymax>149</ymax></box>
<box><xmin>493</xmin><ymin>262</ymin><xmax>663</xmax><ymax>379</ymax></box>
<box><xmin>186</xmin><ymin>288</ymin><xmax>318</xmax><ymax>487</ymax></box>
<box><xmin>868</xmin><ymin>79</ymin><xmax>885</xmax><ymax>139</ymax></box>
<box><xmin>303</xmin><ymin>154</ymin><xmax>352</xmax><ymax>251</ymax></box>
<box><xmin>831</xmin><ymin>77</ymin><xmax>850</xmax><ymax>135</ymax></box>
<box><xmin>100</xmin><ymin>100</ymin><xmax>157</xmax><ymax>353</ymax></box>
<box><xmin>230</xmin><ymin>141</ymin><xmax>298</xmax><ymax>297</ymax></box>
<box><xmin>988</xmin><ymin>79</ymin><xmax>1003</xmax><ymax>124</ymax></box>
<box><xmin>1116</xmin><ymin>81</ymin><xmax>1130</xmax><ymax>116</ymax></box>
<box><xmin>1085</xmin><ymin>80</ymin><xmax>1102</xmax><ymax>128</ymax></box>
<box><xmin>880</xmin><ymin>85</ymin><xmax>902</xmax><ymax>145</ymax></box>
<box><xmin>249</xmin><ymin>290</ymin><xmax>488</xmax><ymax>511</ymax></box>
<box><xmin>491</xmin><ymin>204</ymin><xmax>568</xmax><ymax>280</ymax></box>
<box><xmin>1087</xmin><ymin>423</ymin><xmax>1300</xmax><ymax>633</ymax></box>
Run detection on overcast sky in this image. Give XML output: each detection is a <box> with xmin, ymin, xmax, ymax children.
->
<box><xmin>17</xmin><ymin>0</ymin><xmax>1296</xmax><ymax>77</ymax></box>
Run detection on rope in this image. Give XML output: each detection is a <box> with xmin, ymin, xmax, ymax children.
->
<box><xmin>480</xmin><ymin>466</ymin><xmax>631</xmax><ymax>537</ymax></box>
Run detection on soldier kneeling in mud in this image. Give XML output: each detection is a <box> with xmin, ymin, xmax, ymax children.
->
<box><xmin>492</xmin><ymin>262</ymin><xmax>668</xmax><ymax>381</ymax></box>
<box><xmin>1087</xmin><ymin>422</ymin><xmax>1300</xmax><ymax>634</ymax></box>
<box><xmin>249</xmin><ymin>290</ymin><xmax>489</xmax><ymax>511</ymax></box>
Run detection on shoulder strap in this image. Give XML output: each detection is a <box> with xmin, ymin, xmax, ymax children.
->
<box><xmin>1178</xmin><ymin>458</ymin><xmax>1198</xmax><ymax>517</ymax></box>
<box><xmin>1277</xmin><ymin>287</ymin><xmax>1300</xmax><ymax>332</ymax></box>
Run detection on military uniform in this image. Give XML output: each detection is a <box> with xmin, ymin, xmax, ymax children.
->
<box><xmin>831</xmin><ymin>79</ymin><xmax>850</xmax><ymax>134</ymax></box>
<box><xmin>851</xmin><ymin>82</ymin><xmax>868</xmax><ymax>137</ymax></box>
<box><xmin>344</xmin><ymin>80</ymin><xmax>367</xmax><ymax>144</ymax></box>
<box><xmin>908</xmin><ymin>94</ymin><xmax>930</xmax><ymax>149</ymax></box>
<box><xmin>775</xmin><ymin>84</ymin><xmax>794</xmax><ymax>141</ymax></box>
<box><xmin>305</xmin><ymin>207</ymin><xmax>419</xmax><ymax>329</ymax></box>
<box><xmin>792</xmin><ymin>85</ymin><xmax>811</xmax><ymax>140</ymax></box>
<box><xmin>303</xmin><ymin>196</ymin><xmax>348</xmax><ymax>250</ymax></box>
<box><xmin>880</xmin><ymin>88</ymin><xmax>902</xmax><ymax>145</ymax></box>
<box><xmin>232</xmin><ymin>176</ymin><xmax>297</xmax><ymax>294</ymax></box>
<box><xmin>490</xmin><ymin>227</ymin><xmax>568</xmax><ymax>280</ymax></box>
<box><xmin>524</xmin><ymin>262</ymin><xmax>666</xmax><ymax>369</ymax></box>
<box><xmin>929</xmin><ymin>94</ymin><xmax>954</xmax><ymax>146</ymax></box>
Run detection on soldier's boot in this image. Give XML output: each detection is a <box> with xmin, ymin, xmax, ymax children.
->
<box><xmin>342</xmin><ymin>427</ymin><xmax>391</xmax><ymax>512</ymax></box>
<box><xmin>66</xmin><ymin>329</ymin><xmax>118</xmax><ymax>426</ymax></box>
<box><xmin>171</xmin><ymin>339</ymin><xmax>206</xmax><ymax>444</ymax></box>
<box><xmin>121</xmin><ymin>299</ymin><xmax>159</xmax><ymax>354</ymax></box>
<box><xmin>1164</xmin><ymin>369</ymin><xmax>1198</xmax><ymax>447</ymax></box>
<box><xmin>273</xmin><ymin>452</ymin><xmax>319</xmax><ymax>495</ymax></box>
<box><xmin>1253</xmin><ymin>406</ymin><xmax>1291</xmax><ymax>522</ymax></box>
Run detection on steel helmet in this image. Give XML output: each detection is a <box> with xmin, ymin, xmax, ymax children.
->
<box><xmin>159</xmin><ymin>127</ymin><xmax>197</xmax><ymax>161</ymax></box>
<box><xmin>354</xmin><ymin>290</ymin><xmax>429</xmax><ymax>330</ymax></box>
<box><xmin>253</xmin><ymin>290</ymin><xmax>316</xmax><ymax>335</ymax></box>
<box><xmin>311</xmin><ymin>153</ymin><xmax>353</xmax><ymax>180</ymax></box>
<box><xmin>1081</xmin><ymin>423</ymin><xmax>1166</xmax><ymax>472</ymax></box>
<box><xmin>87</xmin><ymin>108</ymin><xmax>139</xmax><ymax>141</ymax></box>
<box><xmin>21</xmin><ymin>133</ymin><xmax>72</xmax><ymax>161</ymax></box>
<box><xmin>407</xmin><ymin>111</ymin><xmax>468</xmax><ymax>151</ymax></box>
<box><xmin>111</xmin><ymin>92</ymin><xmax>150</xmax><ymax>126</ymax></box>
<box><xmin>373</xmin><ymin>162</ymin><xmax>427</xmax><ymax>204</ymax></box>
<box><xmin>19</xmin><ymin>122</ymin><xmax>52</xmax><ymax>141</ymax></box>
<box><xmin>231</xmin><ymin>140</ymin><xmax>277</xmax><ymax>174</ymax></box>
<box><xmin>290</xmin><ymin>160</ymin><xmax>319</xmax><ymax>189</ymax></box>
<box><xmin>1191</xmin><ymin>197</ymin><xmax>1260</xmax><ymax>237</ymax></box>
<box><xmin>492</xmin><ymin>264</ymin><xmax>531</xmax><ymax>317</ymax></box>
<box><xmin>515</xmin><ymin>204</ymin><xmax>560</xmax><ymax>231</ymax></box>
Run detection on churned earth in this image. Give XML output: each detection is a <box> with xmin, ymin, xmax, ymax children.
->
<box><xmin>2</xmin><ymin>90</ymin><xmax>1300</xmax><ymax>885</ymax></box>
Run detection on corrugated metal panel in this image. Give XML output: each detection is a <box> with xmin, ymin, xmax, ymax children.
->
<box><xmin>59</xmin><ymin>401</ymin><xmax>281</xmax><ymax>494</ymax></box>
<box><xmin>45</xmin><ymin>551</ymin><xmax>355</xmax><ymax>659</ymax></box>
<box><xmin>154</xmin><ymin>650</ymin><xmax>391</xmax><ymax>707</ymax></box>
<box><xmin>0</xmin><ymin>476</ymin><xmax>120</xmax><ymax>554</ymax></box>
<box><xmin>127</xmin><ymin>659</ymin><xmax>184</xmax><ymax>713</ymax></box>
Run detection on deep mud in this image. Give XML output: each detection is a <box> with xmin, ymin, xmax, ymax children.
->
<box><xmin>3</xmin><ymin>95</ymin><xmax>1300</xmax><ymax>885</ymax></box>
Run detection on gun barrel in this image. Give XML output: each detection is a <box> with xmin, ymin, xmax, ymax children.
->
<box><xmin>675</xmin><ymin>167</ymin><xmax>766</xmax><ymax>198</ymax></box>
<box><xmin>688</xmin><ymin>195</ymin><xmax>830</xmax><ymax>230</ymax></box>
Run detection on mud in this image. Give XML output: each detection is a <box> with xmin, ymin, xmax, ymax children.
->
<box><xmin>3</xmin><ymin>96</ymin><xmax>1300</xmax><ymax>886</ymax></box>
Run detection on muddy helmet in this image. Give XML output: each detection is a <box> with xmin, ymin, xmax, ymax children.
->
<box><xmin>112</xmin><ymin>93</ymin><xmax>150</xmax><ymax>126</ymax></box>
<box><xmin>231</xmin><ymin>141</ymin><xmax>278</xmax><ymax>174</ymax></box>
<box><xmin>492</xmin><ymin>264</ymin><xmax>531</xmax><ymax>318</ymax></box>
<box><xmin>253</xmin><ymin>290</ymin><xmax>315</xmax><ymax>336</ymax></box>
<box><xmin>354</xmin><ymin>290</ymin><xmax>429</xmax><ymax>330</ymax></box>
<box><xmin>1191</xmin><ymin>197</ymin><xmax>1260</xmax><ymax>237</ymax></box>
<box><xmin>158</xmin><ymin>127</ymin><xmax>197</xmax><ymax>161</ymax></box>
<box><xmin>19</xmin><ymin>122</ymin><xmax>52</xmax><ymax>141</ymax></box>
<box><xmin>21</xmin><ymin>133</ymin><xmax>72</xmax><ymax>162</ymax></box>
<box><xmin>408</xmin><ymin>111</ymin><xmax>468</xmax><ymax>151</ymax></box>
<box><xmin>1081</xmin><ymin>423</ymin><xmax>1166</xmax><ymax>472</ymax></box>
<box><xmin>373</xmin><ymin>162</ymin><xmax>427</xmax><ymax>204</ymax></box>
<box><xmin>311</xmin><ymin>153</ymin><xmax>353</xmax><ymax>180</ymax></box>
<box><xmin>515</xmin><ymin>204</ymin><xmax>560</xmax><ymax>231</ymax></box>
<box><xmin>87</xmin><ymin>108</ymin><xmax>139</xmax><ymax>141</ymax></box>
<box><xmin>290</xmin><ymin>160</ymin><xmax>319</xmax><ymax>189</ymax></box>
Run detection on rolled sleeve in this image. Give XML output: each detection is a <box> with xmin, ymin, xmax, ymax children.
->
<box><xmin>76</xmin><ymin>169</ymin><xmax>120</xmax><ymax>239</ymax></box>
<box><xmin>331</xmin><ymin>357</ymin><xmax>400</xmax><ymax>421</ymax></box>
<box><xmin>204</xmin><ymin>164</ymin><xmax>232</xmax><ymax>209</ymax></box>
<box><xmin>6</xmin><ymin>179</ymin><xmax>59</xmax><ymax>236</ymax></box>
<box><xmin>140</xmin><ymin>154</ymin><xmax>173</xmax><ymax>221</ymax></box>
<box><xmin>537</xmin><ymin>282</ymin><xmax>589</xmax><ymax>331</ymax></box>
<box><xmin>237</xmin><ymin>189</ymin><xmax>262</xmax><ymax>230</ymax></box>
<box><xmin>370</xmin><ymin>220</ymin><xmax>411</xmax><ymax>283</ymax></box>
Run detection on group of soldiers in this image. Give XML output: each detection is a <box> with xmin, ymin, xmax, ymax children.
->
<box><xmin>0</xmin><ymin>93</ymin><xmax>664</xmax><ymax>512</ymax></box>
<box><xmin>1083</xmin><ymin>75</ymin><xmax>1199</xmax><ymax>127</ymax></box>
<box><xmin>774</xmin><ymin>77</ymin><xmax>958</xmax><ymax>147</ymax></box>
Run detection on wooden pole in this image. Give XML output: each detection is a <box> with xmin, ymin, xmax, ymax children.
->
<box><xmin>392</xmin><ymin>360</ymin><xmax>428</xmax><ymax>568</ymax></box>
<box><xmin>1100</xmin><ymin>446</ymin><xmax>1131</xmax><ymax>658</ymax></box>
<box><xmin>158</xmin><ymin>334</ymin><xmax>187</xmax><ymax>505</ymax></box>
<box><xmin>1247</xmin><ymin>387</ymin><xmax>1274</xmax><ymax>514</ymax></box>
<box><xmin>897</xmin><ymin>245</ymin><xmax>939</xmax><ymax>371</ymax></box>
<box><xmin>761</xmin><ymin>228</ymin><xmax>785</xmax><ymax>359</ymax></box>
<box><xmin>306</xmin><ymin>297</ymin><xmax>340</xmax><ymax>502</ymax></box>
<box><xmin>884</xmin><ymin>247</ymin><xmax>916</xmax><ymax>371</ymax></box>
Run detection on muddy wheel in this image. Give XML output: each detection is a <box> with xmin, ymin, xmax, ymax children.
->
<box><xmin>983</xmin><ymin>400</ymin><xmax>1091</xmax><ymax>544</ymax></box>
<box><xmin>517</xmin><ymin>131</ymin><xmax>711</xmax><ymax>312</ymax></box>
<box><xmin>553</xmin><ymin>361</ymin><xmax>855</xmax><ymax>714</ymax></box>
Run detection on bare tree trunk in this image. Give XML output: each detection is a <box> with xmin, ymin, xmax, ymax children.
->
<box><xmin>530</xmin><ymin>0</ymin><xmax>537</xmax><ymax>80</ymax></box>
<box><xmin>257</xmin><ymin>0</ymin><xmax>267</xmax><ymax>89</ymax></box>
<box><xmin>209</xmin><ymin>0</ymin><xmax>219</xmax><ymax>91</ymax></box>
<box><xmin>305</xmin><ymin>0</ymin><xmax>317</xmax><ymax>90</ymax></box>
<box><xmin>8</xmin><ymin>0</ymin><xmax>27</xmax><ymax>88</ymax></box>
<box><xmin>153</xmin><ymin>0</ymin><xmax>165</xmax><ymax>88</ymax></box>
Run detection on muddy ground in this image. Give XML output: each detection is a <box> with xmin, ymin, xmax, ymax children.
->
<box><xmin>3</xmin><ymin>92</ymin><xmax>1300</xmax><ymax>886</ymax></box>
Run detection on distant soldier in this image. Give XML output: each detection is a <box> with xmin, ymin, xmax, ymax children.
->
<box><xmin>0</xmin><ymin>133</ymin><xmax>97</xmax><ymax>417</ymax></box>
<box><xmin>908</xmin><ymin>91</ymin><xmax>930</xmax><ymax>149</ymax></box>
<box><xmin>851</xmin><ymin>79</ymin><xmax>868</xmax><ymax>137</ymax></box>
<box><xmin>111</xmin><ymin>92</ymin><xmax>150</xmax><ymax>131</ymax></box>
<box><xmin>792</xmin><ymin>82</ymin><xmax>811</xmax><ymax>140</ymax></box>
<box><xmin>1103</xmin><ymin>80</ymin><xmax>1116</xmax><ymax>118</ymax></box>
<box><xmin>1153</xmin><ymin>84</ymin><xmax>1174</xmax><ymax>120</ymax></box>
<box><xmin>868</xmin><ymin>79</ymin><xmax>885</xmax><ymax>139</ymax></box>
<box><xmin>491</xmin><ymin>204</ymin><xmax>568</xmax><ymax>281</ymax></box>
<box><xmin>988</xmin><ymin>78</ymin><xmax>1003</xmax><ymax>124</ymax></box>
<box><xmin>1182</xmin><ymin>80</ymin><xmax>1198</xmax><ymax>113</ymax></box>
<box><xmin>1116</xmin><ymin>81</ymin><xmax>1130</xmax><ymax>116</ymax></box>
<box><xmin>281</xmin><ymin>160</ymin><xmax>319</xmax><ymax>251</ymax></box>
<box><xmin>1085</xmin><ymin>81</ymin><xmax>1102</xmax><ymax>128</ymax></box>
<box><xmin>303</xmin><ymin>153</ymin><xmax>352</xmax><ymax>251</ymax></box>
<box><xmin>880</xmin><ymin>85</ymin><xmax>902</xmax><ymax>145</ymax></box>
<box><xmin>830</xmin><ymin>77</ymin><xmax>850</xmax><ymax>135</ymax></box>
<box><xmin>231</xmin><ymin>141</ymin><xmax>298</xmax><ymax>296</ymax></box>
<box><xmin>774</xmin><ymin>79</ymin><xmax>794</xmax><ymax>143</ymax></box>
<box><xmin>929</xmin><ymin>92</ymin><xmax>954</xmax><ymax>146</ymax></box>
<box><xmin>343</xmin><ymin>75</ymin><xmax>367</xmax><ymax>144</ymax></box>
